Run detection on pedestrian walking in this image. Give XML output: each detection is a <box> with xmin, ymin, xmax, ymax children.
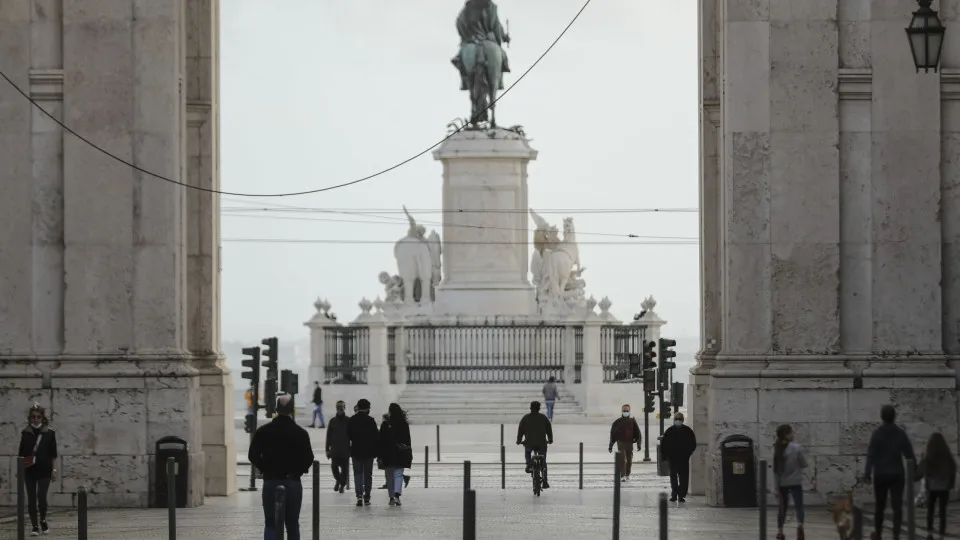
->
<box><xmin>246</xmin><ymin>386</ymin><xmax>255</xmax><ymax>416</ymax></box>
<box><xmin>309</xmin><ymin>381</ymin><xmax>325</xmax><ymax>428</ymax></box>
<box><xmin>17</xmin><ymin>403</ymin><xmax>58</xmax><ymax>537</ymax></box>
<box><xmin>771</xmin><ymin>424</ymin><xmax>807</xmax><ymax>540</ymax></box>
<box><xmin>608</xmin><ymin>404</ymin><xmax>641</xmax><ymax>482</ymax></box>
<box><xmin>918</xmin><ymin>432</ymin><xmax>955</xmax><ymax>539</ymax></box>
<box><xmin>661</xmin><ymin>412</ymin><xmax>697</xmax><ymax>502</ymax></box>
<box><xmin>378</xmin><ymin>412</ymin><xmax>411</xmax><ymax>491</ymax></box>
<box><xmin>325</xmin><ymin>400</ymin><xmax>350</xmax><ymax>494</ymax></box>
<box><xmin>378</xmin><ymin>403</ymin><xmax>413</xmax><ymax>506</ymax></box>
<box><xmin>348</xmin><ymin>399</ymin><xmax>379</xmax><ymax>506</ymax></box>
<box><xmin>542</xmin><ymin>376</ymin><xmax>559</xmax><ymax>421</ymax></box>
<box><xmin>248</xmin><ymin>394</ymin><xmax>315</xmax><ymax>540</ymax></box>
<box><xmin>864</xmin><ymin>404</ymin><xmax>917</xmax><ymax>540</ymax></box>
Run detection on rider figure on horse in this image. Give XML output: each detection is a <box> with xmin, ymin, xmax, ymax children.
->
<box><xmin>451</xmin><ymin>0</ymin><xmax>511</xmax><ymax>92</ymax></box>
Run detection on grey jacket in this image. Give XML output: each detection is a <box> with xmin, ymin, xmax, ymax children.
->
<box><xmin>542</xmin><ymin>382</ymin><xmax>559</xmax><ymax>401</ymax></box>
<box><xmin>775</xmin><ymin>442</ymin><xmax>807</xmax><ymax>487</ymax></box>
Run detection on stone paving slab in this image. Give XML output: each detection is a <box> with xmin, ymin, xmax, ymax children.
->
<box><xmin>0</xmin><ymin>488</ymin><xmax>842</xmax><ymax>540</ymax></box>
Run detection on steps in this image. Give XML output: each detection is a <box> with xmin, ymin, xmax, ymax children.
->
<box><xmin>398</xmin><ymin>384</ymin><xmax>586</xmax><ymax>424</ymax></box>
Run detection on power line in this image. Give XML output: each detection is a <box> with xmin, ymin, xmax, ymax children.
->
<box><xmin>221</xmin><ymin>212</ymin><xmax>700</xmax><ymax>241</ymax></box>
<box><xmin>219</xmin><ymin>206</ymin><xmax>700</xmax><ymax>215</ymax></box>
<box><xmin>0</xmin><ymin>0</ymin><xmax>593</xmax><ymax>198</ymax></box>
<box><xmin>221</xmin><ymin>238</ymin><xmax>699</xmax><ymax>246</ymax></box>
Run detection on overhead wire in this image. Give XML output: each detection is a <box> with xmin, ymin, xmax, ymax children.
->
<box><xmin>0</xmin><ymin>0</ymin><xmax>594</xmax><ymax>198</ymax></box>
<box><xmin>221</xmin><ymin>238</ymin><xmax>698</xmax><ymax>246</ymax></box>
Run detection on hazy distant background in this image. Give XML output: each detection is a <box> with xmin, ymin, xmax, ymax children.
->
<box><xmin>218</xmin><ymin>0</ymin><xmax>701</xmax><ymax>386</ymax></box>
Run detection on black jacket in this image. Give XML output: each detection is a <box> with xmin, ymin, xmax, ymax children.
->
<box><xmin>248</xmin><ymin>415</ymin><xmax>315</xmax><ymax>479</ymax></box>
<box><xmin>347</xmin><ymin>411</ymin><xmax>380</xmax><ymax>460</ymax></box>
<box><xmin>18</xmin><ymin>426</ymin><xmax>58</xmax><ymax>477</ymax></box>
<box><xmin>312</xmin><ymin>387</ymin><xmax>322</xmax><ymax>406</ymax></box>
<box><xmin>378</xmin><ymin>418</ymin><xmax>413</xmax><ymax>468</ymax></box>
<box><xmin>661</xmin><ymin>424</ymin><xmax>697</xmax><ymax>462</ymax></box>
<box><xmin>517</xmin><ymin>412</ymin><xmax>553</xmax><ymax>448</ymax></box>
<box><xmin>865</xmin><ymin>422</ymin><xmax>916</xmax><ymax>480</ymax></box>
<box><xmin>610</xmin><ymin>416</ymin><xmax>642</xmax><ymax>447</ymax></box>
<box><xmin>325</xmin><ymin>413</ymin><xmax>350</xmax><ymax>460</ymax></box>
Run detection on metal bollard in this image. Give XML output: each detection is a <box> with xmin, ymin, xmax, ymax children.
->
<box><xmin>167</xmin><ymin>457</ymin><xmax>177</xmax><ymax>540</ymax></box>
<box><xmin>16</xmin><ymin>457</ymin><xmax>24</xmax><ymax>540</ymax></box>
<box><xmin>758</xmin><ymin>459</ymin><xmax>767</xmax><ymax>540</ymax></box>
<box><xmin>424</xmin><ymin>446</ymin><xmax>429</xmax><ymax>488</ymax></box>
<box><xmin>659</xmin><ymin>492</ymin><xmax>668</xmax><ymax>540</ymax></box>
<box><xmin>500</xmin><ymin>446</ymin><xmax>506</xmax><ymax>489</ymax></box>
<box><xmin>500</xmin><ymin>423</ymin><xmax>504</xmax><ymax>449</ymax></box>
<box><xmin>312</xmin><ymin>460</ymin><xmax>320</xmax><ymax>540</ymax></box>
<box><xmin>853</xmin><ymin>502</ymin><xmax>863</xmax><ymax>540</ymax></box>
<box><xmin>464</xmin><ymin>460</ymin><xmax>471</xmax><ymax>492</ymax></box>
<box><xmin>578</xmin><ymin>442</ymin><xmax>584</xmax><ymax>490</ymax></box>
<box><xmin>436</xmin><ymin>425</ymin><xmax>441</xmax><ymax>462</ymax></box>
<box><xmin>78</xmin><ymin>486</ymin><xmax>88</xmax><ymax>540</ymax></box>
<box><xmin>906</xmin><ymin>459</ymin><xmax>916</xmax><ymax>540</ymax></box>
<box><xmin>275</xmin><ymin>485</ymin><xmax>287</xmax><ymax>540</ymax></box>
<box><xmin>463</xmin><ymin>488</ymin><xmax>477</xmax><ymax>540</ymax></box>
<box><xmin>613</xmin><ymin>452</ymin><xmax>622</xmax><ymax>540</ymax></box>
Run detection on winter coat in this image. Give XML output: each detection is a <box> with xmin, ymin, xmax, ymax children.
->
<box><xmin>378</xmin><ymin>418</ymin><xmax>413</xmax><ymax>469</ymax></box>
<box><xmin>325</xmin><ymin>413</ymin><xmax>350</xmax><ymax>459</ymax></box>
<box><xmin>661</xmin><ymin>424</ymin><xmax>697</xmax><ymax>463</ymax></box>
<box><xmin>347</xmin><ymin>411</ymin><xmax>380</xmax><ymax>460</ymax></box>
<box><xmin>18</xmin><ymin>426</ymin><xmax>58</xmax><ymax>477</ymax></box>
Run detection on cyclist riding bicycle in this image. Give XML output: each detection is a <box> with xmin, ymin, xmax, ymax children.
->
<box><xmin>516</xmin><ymin>401</ymin><xmax>553</xmax><ymax>489</ymax></box>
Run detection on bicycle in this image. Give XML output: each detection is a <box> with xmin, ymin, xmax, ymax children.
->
<box><xmin>530</xmin><ymin>448</ymin><xmax>546</xmax><ymax>496</ymax></box>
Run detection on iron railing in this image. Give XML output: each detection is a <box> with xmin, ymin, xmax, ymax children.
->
<box><xmin>388</xmin><ymin>326</ymin><xmax>397</xmax><ymax>384</ymax></box>
<box><xmin>405</xmin><ymin>325</ymin><xmax>565</xmax><ymax>383</ymax></box>
<box><xmin>574</xmin><ymin>326</ymin><xmax>583</xmax><ymax>383</ymax></box>
<box><xmin>323</xmin><ymin>326</ymin><xmax>370</xmax><ymax>384</ymax></box>
<box><xmin>599</xmin><ymin>325</ymin><xmax>646</xmax><ymax>382</ymax></box>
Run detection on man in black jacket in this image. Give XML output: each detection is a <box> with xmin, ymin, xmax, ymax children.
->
<box><xmin>347</xmin><ymin>398</ymin><xmax>380</xmax><ymax>506</ymax></box>
<box><xmin>248</xmin><ymin>395</ymin><xmax>315</xmax><ymax>540</ymax></box>
<box><xmin>309</xmin><ymin>381</ymin><xmax>325</xmax><ymax>428</ymax></box>
<box><xmin>517</xmin><ymin>401</ymin><xmax>553</xmax><ymax>488</ymax></box>
<box><xmin>609</xmin><ymin>404</ymin><xmax>642</xmax><ymax>482</ymax></box>
<box><xmin>660</xmin><ymin>412</ymin><xmax>697</xmax><ymax>502</ymax></box>
<box><xmin>325</xmin><ymin>400</ymin><xmax>350</xmax><ymax>493</ymax></box>
<box><xmin>864</xmin><ymin>404</ymin><xmax>916</xmax><ymax>539</ymax></box>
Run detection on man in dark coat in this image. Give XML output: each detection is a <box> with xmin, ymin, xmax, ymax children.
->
<box><xmin>609</xmin><ymin>403</ymin><xmax>642</xmax><ymax>481</ymax></box>
<box><xmin>517</xmin><ymin>401</ymin><xmax>553</xmax><ymax>488</ymax></box>
<box><xmin>864</xmin><ymin>404</ymin><xmax>916</xmax><ymax>538</ymax></box>
<box><xmin>309</xmin><ymin>381</ymin><xmax>325</xmax><ymax>428</ymax></box>
<box><xmin>347</xmin><ymin>398</ymin><xmax>380</xmax><ymax>506</ymax></box>
<box><xmin>248</xmin><ymin>395</ymin><xmax>315</xmax><ymax>540</ymax></box>
<box><xmin>660</xmin><ymin>412</ymin><xmax>697</xmax><ymax>502</ymax></box>
<box><xmin>325</xmin><ymin>400</ymin><xmax>350</xmax><ymax>493</ymax></box>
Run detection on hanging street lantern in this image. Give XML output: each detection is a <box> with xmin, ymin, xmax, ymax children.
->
<box><xmin>906</xmin><ymin>0</ymin><xmax>946</xmax><ymax>73</ymax></box>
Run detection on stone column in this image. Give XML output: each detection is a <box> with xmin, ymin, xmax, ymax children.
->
<box><xmin>701</xmin><ymin>0</ymin><xmax>957</xmax><ymax>506</ymax></box>
<box><xmin>431</xmin><ymin>128</ymin><xmax>538</xmax><ymax>316</ymax></box>
<box><xmin>579</xmin><ymin>315</ymin><xmax>606</xmax><ymax>416</ymax></box>
<box><xmin>304</xmin><ymin>298</ymin><xmax>337</xmax><ymax>386</ymax></box>
<box><xmin>562</xmin><ymin>325</ymin><xmax>577</xmax><ymax>385</ymax></box>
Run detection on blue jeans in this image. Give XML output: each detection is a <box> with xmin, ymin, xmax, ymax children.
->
<box><xmin>312</xmin><ymin>405</ymin><xmax>325</xmax><ymax>426</ymax></box>
<box><xmin>262</xmin><ymin>478</ymin><xmax>303</xmax><ymax>540</ymax></box>
<box><xmin>386</xmin><ymin>467</ymin><xmax>405</xmax><ymax>498</ymax></box>
<box><xmin>777</xmin><ymin>485</ymin><xmax>804</xmax><ymax>529</ymax></box>
<box><xmin>545</xmin><ymin>399</ymin><xmax>555</xmax><ymax>420</ymax></box>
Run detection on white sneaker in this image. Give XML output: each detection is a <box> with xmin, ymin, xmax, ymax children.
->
<box><xmin>30</xmin><ymin>529</ymin><xmax>40</xmax><ymax>537</ymax></box>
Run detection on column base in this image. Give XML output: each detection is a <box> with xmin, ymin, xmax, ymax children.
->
<box><xmin>196</xmin><ymin>355</ymin><xmax>237</xmax><ymax>496</ymax></box>
<box><xmin>434</xmin><ymin>282</ymin><xmax>536</xmax><ymax>316</ymax></box>
<box><xmin>0</xmin><ymin>357</ymin><xmax>205</xmax><ymax>508</ymax></box>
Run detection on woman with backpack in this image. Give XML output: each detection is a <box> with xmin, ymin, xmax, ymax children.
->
<box><xmin>378</xmin><ymin>403</ymin><xmax>413</xmax><ymax>506</ymax></box>
<box><xmin>773</xmin><ymin>424</ymin><xmax>808</xmax><ymax>540</ymax></box>
<box><xmin>17</xmin><ymin>403</ymin><xmax>59</xmax><ymax>536</ymax></box>
<box><xmin>919</xmin><ymin>432</ymin><xmax>956</xmax><ymax>539</ymax></box>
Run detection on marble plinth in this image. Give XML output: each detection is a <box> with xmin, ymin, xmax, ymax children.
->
<box><xmin>432</xmin><ymin>128</ymin><xmax>539</xmax><ymax>316</ymax></box>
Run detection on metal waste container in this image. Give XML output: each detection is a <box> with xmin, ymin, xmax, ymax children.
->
<box><xmin>656</xmin><ymin>438</ymin><xmax>668</xmax><ymax>477</ymax></box>
<box><xmin>721</xmin><ymin>434</ymin><xmax>756</xmax><ymax>507</ymax></box>
<box><xmin>155</xmin><ymin>436</ymin><xmax>189</xmax><ymax>508</ymax></box>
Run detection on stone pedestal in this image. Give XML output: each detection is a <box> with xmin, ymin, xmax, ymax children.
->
<box><xmin>431</xmin><ymin>128</ymin><xmax>538</xmax><ymax>316</ymax></box>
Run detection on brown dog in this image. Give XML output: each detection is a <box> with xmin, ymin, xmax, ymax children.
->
<box><xmin>832</xmin><ymin>495</ymin><xmax>855</xmax><ymax>540</ymax></box>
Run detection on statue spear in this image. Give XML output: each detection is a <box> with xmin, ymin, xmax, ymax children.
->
<box><xmin>506</xmin><ymin>19</ymin><xmax>510</xmax><ymax>48</ymax></box>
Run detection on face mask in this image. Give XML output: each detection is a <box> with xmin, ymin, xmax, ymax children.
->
<box><xmin>674</xmin><ymin>420</ymin><xmax>682</xmax><ymax>427</ymax></box>
<box><xmin>622</xmin><ymin>412</ymin><xmax>630</xmax><ymax>418</ymax></box>
<box><xmin>30</xmin><ymin>422</ymin><xmax>41</xmax><ymax>429</ymax></box>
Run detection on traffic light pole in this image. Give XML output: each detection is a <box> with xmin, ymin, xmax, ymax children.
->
<box><xmin>643</xmin><ymin>407</ymin><xmax>651</xmax><ymax>462</ymax></box>
<box><xmin>658</xmin><ymin>387</ymin><xmax>666</xmax><ymax>438</ymax></box>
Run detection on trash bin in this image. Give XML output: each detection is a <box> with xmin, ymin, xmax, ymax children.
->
<box><xmin>155</xmin><ymin>436</ymin><xmax>189</xmax><ymax>509</ymax></box>
<box><xmin>655</xmin><ymin>439</ymin><xmax>668</xmax><ymax>477</ymax></box>
<box><xmin>721</xmin><ymin>434</ymin><xmax>756</xmax><ymax>507</ymax></box>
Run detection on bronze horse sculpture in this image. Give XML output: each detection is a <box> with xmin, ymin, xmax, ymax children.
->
<box><xmin>452</xmin><ymin>0</ymin><xmax>511</xmax><ymax>128</ymax></box>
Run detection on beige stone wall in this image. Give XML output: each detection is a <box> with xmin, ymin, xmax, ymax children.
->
<box><xmin>0</xmin><ymin>0</ymin><xmax>230</xmax><ymax>507</ymax></box>
<box><xmin>695</xmin><ymin>0</ymin><xmax>960</xmax><ymax>505</ymax></box>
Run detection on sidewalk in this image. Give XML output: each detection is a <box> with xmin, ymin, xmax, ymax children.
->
<box><xmin>859</xmin><ymin>502</ymin><xmax>960</xmax><ymax>539</ymax></box>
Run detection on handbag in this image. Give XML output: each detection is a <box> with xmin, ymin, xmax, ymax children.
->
<box><xmin>23</xmin><ymin>433</ymin><xmax>43</xmax><ymax>468</ymax></box>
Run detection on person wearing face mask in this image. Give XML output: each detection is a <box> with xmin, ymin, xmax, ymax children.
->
<box><xmin>347</xmin><ymin>399</ymin><xmax>380</xmax><ymax>506</ymax></box>
<box><xmin>18</xmin><ymin>404</ymin><xmax>58</xmax><ymax>536</ymax></box>
<box><xmin>325</xmin><ymin>401</ymin><xmax>351</xmax><ymax>493</ymax></box>
<box><xmin>660</xmin><ymin>412</ymin><xmax>697</xmax><ymax>502</ymax></box>
<box><xmin>609</xmin><ymin>404</ymin><xmax>642</xmax><ymax>481</ymax></box>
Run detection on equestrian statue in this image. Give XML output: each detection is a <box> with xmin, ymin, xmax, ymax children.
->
<box><xmin>452</xmin><ymin>0</ymin><xmax>512</xmax><ymax>128</ymax></box>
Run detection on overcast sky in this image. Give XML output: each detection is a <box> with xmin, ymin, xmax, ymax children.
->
<box><xmin>219</xmin><ymin>0</ymin><xmax>700</xmax><ymax>347</ymax></box>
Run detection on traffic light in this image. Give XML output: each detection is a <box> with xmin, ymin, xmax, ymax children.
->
<box><xmin>241</xmin><ymin>346</ymin><xmax>261</xmax><ymax>388</ymax></box>
<box><xmin>244</xmin><ymin>413</ymin><xmax>256</xmax><ymax>433</ymax></box>
<box><xmin>644</xmin><ymin>392</ymin><xmax>656</xmax><ymax>414</ymax></box>
<box><xmin>628</xmin><ymin>353</ymin><xmax>642</xmax><ymax>377</ymax></box>
<box><xmin>261</xmin><ymin>337</ymin><xmax>279</xmax><ymax>379</ymax></box>
<box><xmin>642</xmin><ymin>340</ymin><xmax>657</xmax><ymax>391</ymax></box>
<box><xmin>280</xmin><ymin>369</ymin><xmax>299</xmax><ymax>395</ymax></box>
<box><xmin>658</xmin><ymin>337</ymin><xmax>677</xmax><ymax>388</ymax></box>
<box><xmin>263</xmin><ymin>378</ymin><xmax>278</xmax><ymax>418</ymax></box>
<box><xmin>671</xmin><ymin>381</ymin><xmax>685</xmax><ymax>408</ymax></box>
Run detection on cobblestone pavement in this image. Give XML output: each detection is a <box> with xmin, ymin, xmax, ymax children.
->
<box><xmin>0</xmin><ymin>487</ymin><xmax>845</xmax><ymax>540</ymax></box>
